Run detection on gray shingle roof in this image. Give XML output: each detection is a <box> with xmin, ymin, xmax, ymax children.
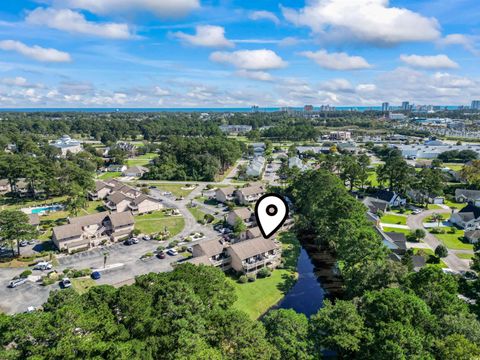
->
<box><xmin>228</xmin><ymin>237</ymin><xmax>278</xmax><ymax>260</ymax></box>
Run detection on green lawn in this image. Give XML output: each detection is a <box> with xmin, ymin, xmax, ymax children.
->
<box><xmin>391</xmin><ymin>208</ymin><xmax>413</xmax><ymax>215</ymax></box>
<box><xmin>82</xmin><ymin>200</ymin><xmax>105</xmax><ymax>215</ymax></box>
<box><xmin>412</xmin><ymin>248</ymin><xmax>448</xmax><ymax>268</ymax></box>
<box><xmin>147</xmin><ymin>183</ymin><xmax>196</xmax><ymax>197</ymax></box>
<box><xmin>381</xmin><ymin>213</ymin><xmax>408</xmax><ymax>225</ymax></box>
<box><xmin>456</xmin><ymin>253</ymin><xmax>474</xmax><ymax>260</ymax></box>
<box><xmin>230</xmin><ymin>232</ymin><xmax>300</xmax><ymax>320</ymax></box>
<box><xmin>434</xmin><ymin>230</ymin><xmax>473</xmax><ymax>251</ymax></box>
<box><xmin>98</xmin><ymin>172</ymin><xmax>121</xmax><ymax>180</ymax></box>
<box><xmin>71</xmin><ymin>277</ymin><xmax>96</xmax><ymax>295</ymax></box>
<box><xmin>188</xmin><ymin>207</ymin><xmax>207</xmax><ymax>222</ymax></box>
<box><xmin>444</xmin><ymin>199</ymin><xmax>464</xmax><ymax>210</ymax></box>
<box><xmin>134</xmin><ymin>211</ymin><xmax>185</xmax><ymax>235</ymax></box>
<box><xmin>126</xmin><ymin>153</ymin><xmax>157</xmax><ymax>167</ymax></box>
<box><xmin>367</xmin><ymin>171</ymin><xmax>379</xmax><ymax>187</ymax></box>
<box><xmin>381</xmin><ymin>226</ymin><xmax>411</xmax><ymax>235</ymax></box>
<box><xmin>0</xmin><ymin>195</ymin><xmax>67</xmax><ymax>212</ymax></box>
<box><xmin>444</xmin><ymin>163</ymin><xmax>464</xmax><ymax>172</ymax></box>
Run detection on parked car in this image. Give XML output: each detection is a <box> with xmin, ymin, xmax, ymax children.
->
<box><xmin>33</xmin><ymin>261</ymin><xmax>52</xmax><ymax>271</ymax></box>
<box><xmin>157</xmin><ymin>251</ymin><xmax>166</xmax><ymax>259</ymax></box>
<box><xmin>8</xmin><ymin>278</ymin><xmax>27</xmax><ymax>288</ymax></box>
<box><xmin>148</xmin><ymin>186</ymin><xmax>157</xmax><ymax>189</ymax></box>
<box><xmin>131</xmin><ymin>237</ymin><xmax>139</xmax><ymax>244</ymax></box>
<box><xmin>167</xmin><ymin>249</ymin><xmax>178</xmax><ymax>256</ymax></box>
<box><xmin>19</xmin><ymin>240</ymin><xmax>28</xmax><ymax>247</ymax></box>
<box><xmin>61</xmin><ymin>278</ymin><xmax>72</xmax><ymax>288</ymax></box>
<box><xmin>412</xmin><ymin>209</ymin><xmax>422</xmax><ymax>215</ymax></box>
<box><xmin>91</xmin><ymin>271</ymin><xmax>101</xmax><ymax>280</ymax></box>
<box><xmin>124</xmin><ymin>238</ymin><xmax>139</xmax><ymax>246</ymax></box>
<box><xmin>142</xmin><ymin>235</ymin><xmax>151</xmax><ymax>241</ymax></box>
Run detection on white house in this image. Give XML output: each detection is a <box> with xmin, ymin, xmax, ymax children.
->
<box><xmin>51</xmin><ymin>135</ymin><xmax>82</xmax><ymax>156</ymax></box>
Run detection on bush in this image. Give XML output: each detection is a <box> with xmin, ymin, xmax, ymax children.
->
<box><xmin>132</xmin><ymin>229</ymin><xmax>141</xmax><ymax>236</ymax></box>
<box><xmin>435</xmin><ymin>245</ymin><xmax>449</xmax><ymax>258</ymax></box>
<box><xmin>257</xmin><ymin>268</ymin><xmax>271</xmax><ymax>278</ymax></box>
<box><xmin>247</xmin><ymin>274</ymin><xmax>256</xmax><ymax>282</ymax></box>
<box><xmin>449</xmin><ymin>227</ymin><xmax>457</xmax><ymax>234</ymax></box>
<box><xmin>157</xmin><ymin>245</ymin><xmax>165</xmax><ymax>252</ymax></box>
<box><xmin>19</xmin><ymin>270</ymin><xmax>32</xmax><ymax>278</ymax></box>
<box><xmin>238</xmin><ymin>275</ymin><xmax>248</xmax><ymax>284</ymax></box>
<box><xmin>179</xmin><ymin>246</ymin><xmax>188</xmax><ymax>253</ymax></box>
<box><xmin>141</xmin><ymin>252</ymin><xmax>154</xmax><ymax>259</ymax></box>
<box><xmin>430</xmin><ymin>228</ymin><xmax>446</xmax><ymax>234</ymax></box>
<box><xmin>167</xmin><ymin>240</ymin><xmax>179</xmax><ymax>249</ymax></box>
<box><xmin>42</xmin><ymin>277</ymin><xmax>55</xmax><ymax>286</ymax></box>
<box><xmin>204</xmin><ymin>214</ymin><xmax>215</xmax><ymax>224</ymax></box>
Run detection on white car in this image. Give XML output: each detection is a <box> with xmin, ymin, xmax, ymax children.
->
<box><xmin>33</xmin><ymin>261</ymin><xmax>52</xmax><ymax>271</ymax></box>
<box><xmin>61</xmin><ymin>278</ymin><xmax>72</xmax><ymax>288</ymax></box>
<box><xmin>8</xmin><ymin>278</ymin><xmax>27</xmax><ymax>288</ymax></box>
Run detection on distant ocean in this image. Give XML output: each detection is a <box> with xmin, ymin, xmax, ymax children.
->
<box><xmin>0</xmin><ymin>106</ymin><xmax>460</xmax><ymax>113</ymax></box>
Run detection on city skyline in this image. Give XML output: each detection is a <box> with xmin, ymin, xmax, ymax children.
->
<box><xmin>0</xmin><ymin>0</ymin><xmax>479</xmax><ymax>108</ymax></box>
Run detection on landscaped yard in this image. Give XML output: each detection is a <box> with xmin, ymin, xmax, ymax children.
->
<box><xmin>71</xmin><ymin>277</ymin><xmax>96</xmax><ymax>294</ymax></box>
<box><xmin>126</xmin><ymin>153</ymin><xmax>157</xmax><ymax>167</ymax></box>
<box><xmin>134</xmin><ymin>211</ymin><xmax>185</xmax><ymax>235</ymax></box>
<box><xmin>81</xmin><ymin>200</ymin><xmax>105</xmax><ymax>215</ymax></box>
<box><xmin>148</xmin><ymin>183</ymin><xmax>197</xmax><ymax>197</ymax></box>
<box><xmin>456</xmin><ymin>253</ymin><xmax>474</xmax><ymax>260</ymax></box>
<box><xmin>188</xmin><ymin>206</ymin><xmax>207</xmax><ymax>222</ymax></box>
<box><xmin>381</xmin><ymin>213</ymin><xmax>408</xmax><ymax>225</ymax></box>
<box><xmin>444</xmin><ymin>163</ymin><xmax>464</xmax><ymax>172</ymax></box>
<box><xmin>434</xmin><ymin>230</ymin><xmax>473</xmax><ymax>251</ymax></box>
<box><xmin>98</xmin><ymin>172</ymin><xmax>121</xmax><ymax>180</ymax></box>
<box><xmin>381</xmin><ymin>226</ymin><xmax>411</xmax><ymax>235</ymax></box>
<box><xmin>0</xmin><ymin>195</ymin><xmax>67</xmax><ymax>212</ymax></box>
<box><xmin>444</xmin><ymin>199</ymin><xmax>465</xmax><ymax>210</ymax></box>
<box><xmin>412</xmin><ymin>248</ymin><xmax>448</xmax><ymax>268</ymax></box>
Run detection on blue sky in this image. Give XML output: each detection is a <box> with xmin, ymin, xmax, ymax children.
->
<box><xmin>0</xmin><ymin>0</ymin><xmax>479</xmax><ymax>108</ymax></box>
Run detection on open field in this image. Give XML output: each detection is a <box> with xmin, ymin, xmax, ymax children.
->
<box><xmin>188</xmin><ymin>207</ymin><xmax>207</xmax><ymax>222</ymax></box>
<box><xmin>126</xmin><ymin>153</ymin><xmax>157</xmax><ymax>167</ymax></box>
<box><xmin>134</xmin><ymin>211</ymin><xmax>185</xmax><ymax>235</ymax></box>
<box><xmin>98</xmin><ymin>172</ymin><xmax>121</xmax><ymax>180</ymax></box>
<box><xmin>434</xmin><ymin>230</ymin><xmax>473</xmax><ymax>251</ymax></box>
<box><xmin>381</xmin><ymin>213</ymin><xmax>408</xmax><ymax>225</ymax></box>
<box><xmin>147</xmin><ymin>183</ymin><xmax>197</xmax><ymax>197</ymax></box>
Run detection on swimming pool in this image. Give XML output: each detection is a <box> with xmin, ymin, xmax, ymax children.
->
<box><xmin>28</xmin><ymin>205</ymin><xmax>63</xmax><ymax>214</ymax></box>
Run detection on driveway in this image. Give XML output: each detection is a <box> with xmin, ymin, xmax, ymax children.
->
<box><xmin>406</xmin><ymin>208</ymin><xmax>470</xmax><ymax>272</ymax></box>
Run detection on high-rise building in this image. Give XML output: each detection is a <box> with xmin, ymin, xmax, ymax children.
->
<box><xmin>382</xmin><ymin>102</ymin><xmax>389</xmax><ymax>112</ymax></box>
<box><xmin>472</xmin><ymin>100</ymin><xmax>480</xmax><ymax>110</ymax></box>
<box><xmin>304</xmin><ymin>105</ymin><xmax>314</xmax><ymax>112</ymax></box>
<box><xmin>402</xmin><ymin>101</ymin><xmax>410</xmax><ymax>111</ymax></box>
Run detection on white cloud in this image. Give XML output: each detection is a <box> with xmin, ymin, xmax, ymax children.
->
<box><xmin>236</xmin><ymin>70</ymin><xmax>274</xmax><ymax>81</ymax></box>
<box><xmin>282</xmin><ymin>0</ymin><xmax>440</xmax><ymax>45</ymax></box>
<box><xmin>0</xmin><ymin>40</ymin><xmax>71</xmax><ymax>62</ymax></box>
<box><xmin>173</xmin><ymin>25</ymin><xmax>234</xmax><ymax>48</ymax></box>
<box><xmin>400</xmin><ymin>54</ymin><xmax>459</xmax><ymax>69</ymax></box>
<box><xmin>249</xmin><ymin>11</ymin><xmax>280</xmax><ymax>25</ymax></box>
<box><xmin>438</xmin><ymin>34</ymin><xmax>480</xmax><ymax>56</ymax></box>
<box><xmin>356</xmin><ymin>83</ymin><xmax>376</xmax><ymax>92</ymax></box>
<box><xmin>210</xmin><ymin>49</ymin><xmax>287</xmax><ymax>70</ymax></box>
<box><xmin>154</xmin><ymin>87</ymin><xmax>170</xmax><ymax>96</ymax></box>
<box><xmin>1</xmin><ymin>77</ymin><xmax>28</xmax><ymax>87</ymax></box>
<box><xmin>56</xmin><ymin>0</ymin><xmax>200</xmax><ymax>18</ymax></box>
<box><xmin>27</xmin><ymin>8</ymin><xmax>134</xmax><ymax>39</ymax></box>
<box><xmin>301</xmin><ymin>49</ymin><xmax>371</xmax><ymax>70</ymax></box>
<box><xmin>320</xmin><ymin>78</ymin><xmax>353</xmax><ymax>92</ymax></box>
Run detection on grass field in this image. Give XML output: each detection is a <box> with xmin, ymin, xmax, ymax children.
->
<box><xmin>0</xmin><ymin>195</ymin><xmax>67</xmax><ymax>212</ymax></box>
<box><xmin>188</xmin><ymin>206</ymin><xmax>207</xmax><ymax>222</ymax></box>
<box><xmin>444</xmin><ymin>163</ymin><xmax>464</xmax><ymax>172</ymax></box>
<box><xmin>81</xmin><ymin>200</ymin><xmax>105</xmax><ymax>215</ymax></box>
<box><xmin>456</xmin><ymin>253</ymin><xmax>474</xmax><ymax>260</ymax></box>
<box><xmin>381</xmin><ymin>226</ymin><xmax>411</xmax><ymax>235</ymax></box>
<box><xmin>126</xmin><ymin>153</ymin><xmax>157</xmax><ymax>167</ymax></box>
<box><xmin>98</xmin><ymin>172</ymin><xmax>121</xmax><ymax>180</ymax></box>
<box><xmin>148</xmin><ymin>183</ymin><xmax>196</xmax><ymax>197</ymax></box>
<box><xmin>134</xmin><ymin>211</ymin><xmax>185</xmax><ymax>235</ymax></box>
<box><xmin>434</xmin><ymin>230</ymin><xmax>473</xmax><ymax>251</ymax></box>
<box><xmin>444</xmin><ymin>199</ymin><xmax>465</xmax><ymax>210</ymax></box>
<box><xmin>71</xmin><ymin>277</ymin><xmax>96</xmax><ymax>294</ymax></box>
<box><xmin>381</xmin><ymin>213</ymin><xmax>408</xmax><ymax>225</ymax></box>
<box><xmin>412</xmin><ymin>248</ymin><xmax>448</xmax><ymax>268</ymax></box>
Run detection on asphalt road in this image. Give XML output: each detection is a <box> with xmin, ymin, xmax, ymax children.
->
<box><xmin>406</xmin><ymin>208</ymin><xmax>470</xmax><ymax>272</ymax></box>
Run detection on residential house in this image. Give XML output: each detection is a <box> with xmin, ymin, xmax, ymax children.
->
<box><xmin>372</xmin><ymin>190</ymin><xmax>406</xmax><ymax>207</ymax></box>
<box><xmin>375</xmin><ymin>226</ymin><xmax>407</xmax><ymax>255</ymax></box>
<box><xmin>464</xmin><ymin>230</ymin><xmax>480</xmax><ymax>244</ymax></box>
<box><xmin>105</xmin><ymin>192</ymin><xmax>133</xmax><ymax>212</ymax></box>
<box><xmin>251</xmin><ymin>143</ymin><xmax>265</xmax><ymax>155</ymax></box>
<box><xmin>245</xmin><ymin>156</ymin><xmax>265</xmax><ymax>178</ymax></box>
<box><xmin>455</xmin><ymin>189</ymin><xmax>480</xmax><ymax>203</ymax></box>
<box><xmin>190</xmin><ymin>239</ymin><xmax>231</xmax><ymax>270</ymax></box>
<box><xmin>128</xmin><ymin>194</ymin><xmax>163</xmax><ymax>214</ymax></box>
<box><xmin>88</xmin><ymin>180</ymin><xmax>113</xmax><ymax>200</ymax></box>
<box><xmin>362</xmin><ymin>196</ymin><xmax>389</xmax><ymax>214</ymax></box>
<box><xmin>236</xmin><ymin>183</ymin><xmax>266</xmax><ymax>205</ymax></box>
<box><xmin>107</xmin><ymin>164</ymin><xmax>127</xmax><ymax>172</ymax></box>
<box><xmin>412</xmin><ymin>255</ymin><xmax>426</xmax><ymax>272</ymax></box>
<box><xmin>228</xmin><ymin>237</ymin><xmax>280</xmax><ymax>274</ymax></box>
<box><xmin>227</xmin><ymin>207</ymin><xmax>255</xmax><ymax>227</ymax></box>
<box><xmin>408</xmin><ymin>189</ymin><xmax>445</xmax><ymax>204</ymax></box>
<box><xmin>122</xmin><ymin>166</ymin><xmax>149</xmax><ymax>177</ymax></box>
<box><xmin>288</xmin><ymin>157</ymin><xmax>307</xmax><ymax>171</ymax></box>
<box><xmin>450</xmin><ymin>203</ymin><xmax>480</xmax><ymax>230</ymax></box>
<box><xmin>215</xmin><ymin>186</ymin><xmax>236</xmax><ymax>203</ymax></box>
<box><xmin>52</xmin><ymin>211</ymin><xmax>134</xmax><ymax>253</ymax></box>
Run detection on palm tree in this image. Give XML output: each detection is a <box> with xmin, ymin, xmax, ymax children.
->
<box><xmin>431</xmin><ymin>212</ymin><xmax>443</xmax><ymax>228</ymax></box>
<box><xmin>103</xmin><ymin>252</ymin><xmax>109</xmax><ymax>269</ymax></box>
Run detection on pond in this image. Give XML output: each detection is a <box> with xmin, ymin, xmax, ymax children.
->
<box><xmin>276</xmin><ymin>247</ymin><xmax>326</xmax><ymax>317</ymax></box>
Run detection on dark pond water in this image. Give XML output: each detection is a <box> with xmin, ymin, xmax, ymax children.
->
<box><xmin>277</xmin><ymin>247</ymin><xmax>326</xmax><ymax>317</ymax></box>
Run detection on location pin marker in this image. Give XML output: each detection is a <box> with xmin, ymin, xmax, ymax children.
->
<box><xmin>255</xmin><ymin>194</ymin><xmax>289</xmax><ymax>239</ymax></box>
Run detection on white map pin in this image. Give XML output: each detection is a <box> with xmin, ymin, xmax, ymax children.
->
<box><xmin>255</xmin><ymin>194</ymin><xmax>289</xmax><ymax>239</ymax></box>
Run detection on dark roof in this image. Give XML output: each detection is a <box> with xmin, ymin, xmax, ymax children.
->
<box><xmin>373</xmin><ymin>190</ymin><xmax>397</xmax><ymax>202</ymax></box>
<box><xmin>465</xmin><ymin>230</ymin><xmax>480</xmax><ymax>240</ymax></box>
<box><xmin>385</xmin><ymin>232</ymin><xmax>407</xmax><ymax>250</ymax></box>
<box><xmin>362</xmin><ymin>197</ymin><xmax>389</xmax><ymax>213</ymax></box>
<box><xmin>459</xmin><ymin>203</ymin><xmax>480</xmax><ymax>220</ymax></box>
<box><xmin>455</xmin><ymin>189</ymin><xmax>480</xmax><ymax>200</ymax></box>
<box><xmin>412</xmin><ymin>255</ymin><xmax>426</xmax><ymax>270</ymax></box>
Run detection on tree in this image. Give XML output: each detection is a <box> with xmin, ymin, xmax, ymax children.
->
<box><xmin>233</xmin><ymin>218</ymin><xmax>247</xmax><ymax>236</ymax></box>
<box><xmin>460</xmin><ymin>160</ymin><xmax>480</xmax><ymax>188</ymax></box>
<box><xmin>435</xmin><ymin>244</ymin><xmax>449</xmax><ymax>258</ymax></box>
<box><xmin>408</xmin><ymin>228</ymin><xmax>426</xmax><ymax>242</ymax></box>
<box><xmin>376</xmin><ymin>154</ymin><xmax>415</xmax><ymax>194</ymax></box>
<box><xmin>263</xmin><ymin>309</ymin><xmax>314</xmax><ymax>360</ymax></box>
<box><xmin>0</xmin><ymin>210</ymin><xmax>39</xmax><ymax>257</ymax></box>
<box><xmin>431</xmin><ymin>212</ymin><xmax>444</xmax><ymax>228</ymax></box>
<box><xmin>310</xmin><ymin>300</ymin><xmax>370</xmax><ymax>359</ymax></box>
<box><xmin>416</xmin><ymin>168</ymin><xmax>445</xmax><ymax>206</ymax></box>
<box><xmin>436</xmin><ymin>334</ymin><xmax>480</xmax><ymax>360</ymax></box>
<box><xmin>65</xmin><ymin>184</ymin><xmax>87</xmax><ymax>217</ymax></box>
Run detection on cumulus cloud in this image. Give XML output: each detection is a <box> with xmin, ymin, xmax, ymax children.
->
<box><xmin>300</xmin><ymin>49</ymin><xmax>371</xmax><ymax>70</ymax></box>
<box><xmin>27</xmin><ymin>8</ymin><xmax>134</xmax><ymax>39</ymax></box>
<box><xmin>438</xmin><ymin>34</ymin><xmax>480</xmax><ymax>56</ymax></box>
<box><xmin>210</xmin><ymin>49</ymin><xmax>287</xmax><ymax>70</ymax></box>
<box><xmin>249</xmin><ymin>10</ymin><xmax>280</xmax><ymax>25</ymax></box>
<box><xmin>52</xmin><ymin>0</ymin><xmax>200</xmax><ymax>17</ymax></box>
<box><xmin>236</xmin><ymin>70</ymin><xmax>274</xmax><ymax>81</ymax></box>
<box><xmin>282</xmin><ymin>0</ymin><xmax>440</xmax><ymax>45</ymax></box>
<box><xmin>0</xmin><ymin>40</ymin><xmax>71</xmax><ymax>62</ymax></box>
<box><xmin>400</xmin><ymin>54</ymin><xmax>459</xmax><ymax>69</ymax></box>
<box><xmin>320</xmin><ymin>78</ymin><xmax>353</xmax><ymax>92</ymax></box>
<box><xmin>173</xmin><ymin>25</ymin><xmax>234</xmax><ymax>48</ymax></box>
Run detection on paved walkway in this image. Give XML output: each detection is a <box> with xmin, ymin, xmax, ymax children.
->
<box><xmin>406</xmin><ymin>208</ymin><xmax>470</xmax><ymax>272</ymax></box>
<box><xmin>380</xmin><ymin>223</ymin><xmax>410</xmax><ymax>229</ymax></box>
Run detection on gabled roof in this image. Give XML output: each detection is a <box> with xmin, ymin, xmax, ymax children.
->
<box><xmin>455</xmin><ymin>188</ymin><xmax>480</xmax><ymax>200</ymax></box>
<box><xmin>131</xmin><ymin>194</ymin><xmax>160</xmax><ymax>205</ymax></box>
<box><xmin>69</xmin><ymin>211</ymin><xmax>109</xmax><ymax>227</ymax></box>
<box><xmin>362</xmin><ymin>197</ymin><xmax>389</xmax><ymax>213</ymax></box>
<box><xmin>107</xmin><ymin>192</ymin><xmax>132</xmax><ymax>205</ymax></box>
<box><xmin>228</xmin><ymin>237</ymin><xmax>278</xmax><ymax>260</ymax></box>
<box><xmin>373</xmin><ymin>190</ymin><xmax>397</xmax><ymax>202</ymax></box>
<box><xmin>458</xmin><ymin>203</ymin><xmax>480</xmax><ymax>220</ymax></box>
<box><xmin>465</xmin><ymin>229</ymin><xmax>480</xmax><ymax>240</ymax></box>
<box><xmin>216</xmin><ymin>186</ymin><xmax>235</xmax><ymax>197</ymax></box>
<box><xmin>53</xmin><ymin>223</ymin><xmax>83</xmax><ymax>240</ymax></box>
<box><xmin>194</xmin><ymin>239</ymin><xmax>225</xmax><ymax>257</ymax></box>
<box><xmin>109</xmin><ymin>211</ymin><xmax>134</xmax><ymax>228</ymax></box>
<box><xmin>94</xmin><ymin>180</ymin><xmax>109</xmax><ymax>192</ymax></box>
<box><xmin>246</xmin><ymin>227</ymin><xmax>262</xmax><ymax>238</ymax></box>
<box><xmin>239</xmin><ymin>184</ymin><xmax>265</xmax><ymax>196</ymax></box>
<box><xmin>124</xmin><ymin>165</ymin><xmax>149</xmax><ymax>173</ymax></box>
<box><xmin>230</xmin><ymin>207</ymin><xmax>253</xmax><ymax>220</ymax></box>
<box><xmin>188</xmin><ymin>255</ymin><xmax>212</xmax><ymax>266</ymax></box>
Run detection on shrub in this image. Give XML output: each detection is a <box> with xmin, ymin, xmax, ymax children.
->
<box><xmin>132</xmin><ymin>229</ymin><xmax>141</xmax><ymax>236</ymax></box>
<box><xmin>204</xmin><ymin>214</ymin><xmax>215</xmax><ymax>224</ymax></box>
<box><xmin>179</xmin><ymin>246</ymin><xmax>188</xmax><ymax>253</ymax></box>
<box><xmin>42</xmin><ymin>277</ymin><xmax>55</xmax><ymax>286</ymax></box>
<box><xmin>142</xmin><ymin>252</ymin><xmax>154</xmax><ymax>259</ymax></box>
<box><xmin>167</xmin><ymin>240</ymin><xmax>179</xmax><ymax>249</ymax></box>
<box><xmin>157</xmin><ymin>245</ymin><xmax>165</xmax><ymax>252</ymax></box>
<box><xmin>257</xmin><ymin>268</ymin><xmax>271</xmax><ymax>278</ymax></box>
<box><xmin>247</xmin><ymin>274</ymin><xmax>256</xmax><ymax>282</ymax></box>
<box><xmin>238</xmin><ymin>275</ymin><xmax>248</xmax><ymax>284</ymax></box>
<box><xmin>19</xmin><ymin>270</ymin><xmax>32</xmax><ymax>278</ymax></box>
<box><xmin>430</xmin><ymin>228</ymin><xmax>446</xmax><ymax>234</ymax></box>
<box><xmin>449</xmin><ymin>227</ymin><xmax>457</xmax><ymax>234</ymax></box>
<box><xmin>435</xmin><ymin>245</ymin><xmax>449</xmax><ymax>258</ymax></box>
